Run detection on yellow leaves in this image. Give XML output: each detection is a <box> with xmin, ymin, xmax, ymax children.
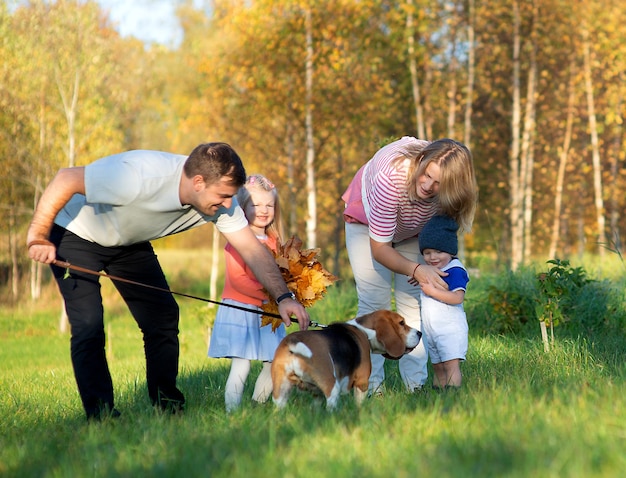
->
<box><xmin>261</xmin><ymin>235</ymin><xmax>339</xmax><ymax>331</ymax></box>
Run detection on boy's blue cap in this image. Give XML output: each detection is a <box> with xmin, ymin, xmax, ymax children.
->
<box><xmin>419</xmin><ymin>215</ymin><xmax>459</xmax><ymax>255</ymax></box>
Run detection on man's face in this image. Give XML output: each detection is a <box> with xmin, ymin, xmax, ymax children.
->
<box><xmin>192</xmin><ymin>176</ymin><xmax>240</xmax><ymax>215</ymax></box>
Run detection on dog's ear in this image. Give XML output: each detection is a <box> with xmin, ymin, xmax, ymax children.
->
<box><xmin>380</xmin><ymin>335</ymin><xmax>406</xmax><ymax>360</ymax></box>
<box><xmin>355</xmin><ymin>311</ymin><xmax>374</xmax><ymax>328</ymax></box>
<box><xmin>376</xmin><ymin>311</ymin><xmax>407</xmax><ymax>359</ymax></box>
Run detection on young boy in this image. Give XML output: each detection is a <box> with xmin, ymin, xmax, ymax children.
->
<box><xmin>418</xmin><ymin>215</ymin><xmax>469</xmax><ymax>389</ymax></box>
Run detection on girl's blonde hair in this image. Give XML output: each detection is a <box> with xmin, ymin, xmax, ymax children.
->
<box><xmin>237</xmin><ymin>174</ymin><xmax>284</xmax><ymax>240</ymax></box>
<box><xmin>398</xmin><ymin>138</ymin><xmax>478</xmax><ymax>232</ymax></box>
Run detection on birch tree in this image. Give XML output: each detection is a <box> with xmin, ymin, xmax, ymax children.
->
<box><xmin>3</xmin><ymin>0</ymin><xmax>146</xmax><ymax>309</ymax></box>
<box><xmin>548</xmin><ymin>57</ymin><xmax>577</xmax><ymax>259</ymax></box>
<box><xmin>509</xmin><ymin>0</ymin><xmax>524</xmax><ymax>269</ymax></box>
<box><xmin>463</xmin><ymin>0</ymin><xmax>475</xmax><ymax>149</ymax></box>
<box><xmin>304</xmin><ymin>7</ymin><xmax>317</xmax><ymax>248</ymax></box>
<box><xmin>506</xmin><ymin>0</ymin><xmax>538</xmax><ymax>268</ymax></box>
<box><xmin>405</xmin><ymin>0</ymin><xmax>426</xmax><ymax>138</ymax></box>
<box><xmin>582</xmin><ymin>22</ymin><xmax>606</xmax><ymax>256</ymax></box>
<box><xmin>520</xmin><ymin>2</ymin><xmax>538</xmax><ymax>261</ymax></box>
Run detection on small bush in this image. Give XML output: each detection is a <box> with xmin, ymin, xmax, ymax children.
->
<box><xmin>466</xmin><ymin>260</ymin><xmax>626</xmax><ymax>339</ymax></box>
<box><xmin>563</xmin><ymin>279</ymin><xmax>626</xmax><ymax>335</ymax></box>
<box><xmin>467</xmin><ymin>267</ymin><xmax>538</xmax><ymax>334</ymax></box>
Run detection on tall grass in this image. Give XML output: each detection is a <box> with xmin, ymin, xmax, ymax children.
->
<box><xmin>2</xmin><ymin>250</ymin><xmax>626</xmax><ymax>477</ymax></box>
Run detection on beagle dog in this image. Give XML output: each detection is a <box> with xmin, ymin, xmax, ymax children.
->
<box><xmin>271</xmin><ymin>310</ymin><xmax>421</xmax><ymax>410</ymax></box>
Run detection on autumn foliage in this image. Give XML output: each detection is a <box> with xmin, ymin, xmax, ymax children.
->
<box><xmin>261</xmin><ymin>236</ymin><xmax>339</xmax><ymax>331</ymax></box>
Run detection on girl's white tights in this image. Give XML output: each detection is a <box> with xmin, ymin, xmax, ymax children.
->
<box><xmin>225</xmin><ymin>358</ymin><xmax>274</xmax><ymax>412</ymax></box>
<box><xmin>252</xmin><ymin>362</ymin><xmax>274</xmax><ymax>404</ymax></box>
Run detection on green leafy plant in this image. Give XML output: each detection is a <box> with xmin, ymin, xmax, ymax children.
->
<box><xmin>535</xmin><ymin>259</ymin><xmax>591</xmax><ymax>351</ymax></box>
<box><xmin>480</xmin><ymin>268</ymin><xmax>537</xmax><ymax>334</ymax></box>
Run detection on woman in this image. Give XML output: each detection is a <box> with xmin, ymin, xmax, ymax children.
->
<box><xmin>342</xmin><ymin>136</ymin><xmax>478</xmax><ymax>394</ymax></box>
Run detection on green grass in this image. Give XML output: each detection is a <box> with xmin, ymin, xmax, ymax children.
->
<box><xmin>2</xmin><ymin>252</ymin><xmax>626</xmax><ymax>477</ymax></box>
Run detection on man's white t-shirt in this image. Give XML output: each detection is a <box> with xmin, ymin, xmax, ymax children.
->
<box><xmin>54</xmin><ymin>150</ymin><xmax>248</xmax><ymax>246</ymax></box>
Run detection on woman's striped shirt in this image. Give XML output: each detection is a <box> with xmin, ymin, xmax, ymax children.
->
<box><xmin>361</xmin><ymin>136</ymin><xmax>440</xmax><ymax>243</ymax></box>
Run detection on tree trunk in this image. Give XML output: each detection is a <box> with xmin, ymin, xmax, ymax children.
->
<box><xmin>509</xmin><ymin>0</ymin><xmax>523</xmax><ymax>270</ymax></box>
<box><xmin>540</xmin><ymin>320</ymin><xmax>550</xmax><ymax>352</ymax></box>
<box><xmin>9</xmin><ymin>210</ymin><xmax>19</xmax><ymax>299</ymax></box>
<box><xmin>59</xmin><ymin>301</ymin><xmax>69</xmax><ymax>334</ymax></box>
<box><xmin>463</xmin><ymin>0</ymin><xmax>475</xmax><ymax>150</ymax></box>
<box><xmin>406</xmin><ymin>0</ymin><xmax>425</xmax><ymax>139</ymax></box>
<box><xmin>446</xmin><ymin>36</ymin><xmax>458</xmax><ymax>139</ymax></box>
<box><xmin>285</xmin><ymin>122</ymin><xmax>297</xmax><ymax>238</ymax></box>
<box><xmin>578</xmin><ymin>214</ymin><xmax>585</xmax><ymax>259</ymax></box>
<box><xmin>608</xmin><ymin>76</ymin><xmax>623</xmax><ymax>245</ymax></box>
<box><xmin>333</xmin><ymin>136</ymin><xmax>345</xmax><ymax>277</ymax></box>
<box><xmin>582</xmin><ymin>24</ymin><xmax>606</xmax><ymax>255</ymax></box>
<box><xmin>460</xmin><ymin>0</ymin><xmax>476</xmax><ymax>261</ymax></box>
<box><xmin>549</xmin><ymin>58</ymin><xmax>577</xmax><ymax>259</ymax></box>
<box><xmin>56</xmin><ymin>69</ymin><xmax>80</xmax><ymax>168</ymax></box>
<box><xmin>55</xmin><ymin>68</ymin><xmax>81</xmax><ymax>331</ymax></box>
<box><xmin>424</xmin><ymin>62</ymin><xmax>433</xmax><ymax>141</ymax></box>
<box><xmin>521</xmin><ymin>5</ymin><xmax>538</xmax><ymax>262</ymax></box>
<box><xmin>30</xmin><ymin>88</ymin><xmax>47</xmax><ymax>301</ymax></box>
<box><xmin>304</xmin><ymin>7</ymin><xmax>317</xmax><ymax>249</ymax></box>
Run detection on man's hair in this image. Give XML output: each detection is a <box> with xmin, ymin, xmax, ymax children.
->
<box><xmin>183</xmin><ymin>142</ymin><xmax>246</xmax><ymax>187</ymax></box>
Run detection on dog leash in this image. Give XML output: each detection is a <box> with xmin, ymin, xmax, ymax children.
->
<box><xmin>52</xmin><ymin>259</ymin><xmax>327</xmax><ymax>328</ymax></box>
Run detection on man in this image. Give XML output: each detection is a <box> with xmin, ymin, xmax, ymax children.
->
<box><xmin>27</xmin><ymin>142</ymin><xmax>309</xmax><ymax>420</ymax></box>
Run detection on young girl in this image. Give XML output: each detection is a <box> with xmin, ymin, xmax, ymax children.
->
<box><xmin>417</xmin><ymin>215</ymin><xmax>469</xmax><ymax>389</ymax></box>
<box><xmin>208</xmin><ymin>174</ymin><xmax>286</xmax><ymax>412</ymax></box>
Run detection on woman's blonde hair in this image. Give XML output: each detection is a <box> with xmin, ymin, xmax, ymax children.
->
<box><xmin>402</xmin><ymin>139</ymin><xmax>478</xmax><ymax>232</ymax></box>
<box><xmin>237</xmin><ymin>174</ymin><xmax>284</xmax><ymax>240</ymax></box>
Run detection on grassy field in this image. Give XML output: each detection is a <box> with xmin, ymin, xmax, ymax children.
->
<box><xmin>2</xmin><ymin>250</ymin><xmax>626</xmax><ymax>477</ymax></box>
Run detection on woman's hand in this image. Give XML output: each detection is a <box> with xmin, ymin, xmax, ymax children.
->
<box><xmin>408</xmin><ymin>263</ymin><xmax>448</xmax><ymax>290</ymax></box>
<box><xmin>369</xmin><ymin>238</ymin><xmax>448</xmax><ymax>291</ymax></box>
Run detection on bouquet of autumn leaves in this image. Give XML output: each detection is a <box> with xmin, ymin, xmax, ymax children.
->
<box><xmin>261</xmin><ymin>235</ymin><xmax>339</xmax><ymax>331</ymax></box>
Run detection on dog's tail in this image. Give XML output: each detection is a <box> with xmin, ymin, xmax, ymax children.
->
<box><xmin>288</xmin><ymin>342</ymin><xmax>313</xmax><ymax>359</ymax></box>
